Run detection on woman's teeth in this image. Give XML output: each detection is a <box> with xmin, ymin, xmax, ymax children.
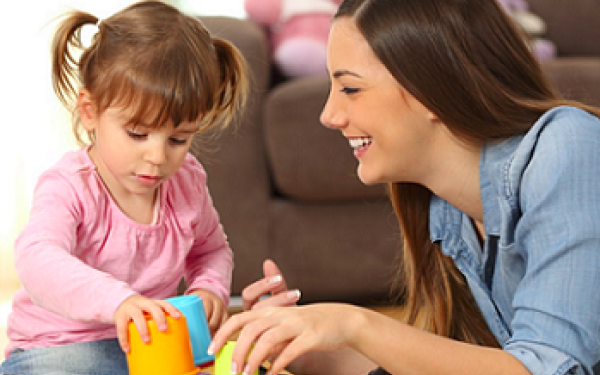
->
<box><xmin>349</xmin><ymin>137</ymin><xmax>373</xmax><ymax>150</ymax></box>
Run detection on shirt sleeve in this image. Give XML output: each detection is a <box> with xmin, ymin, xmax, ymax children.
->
<box><xmin>505</xmin><ymin>110</ymin><xmax>600</xmax><ymax>375</ymax></box>
<box><xmin>179</xmin><ymin>157</ymin><xmax>233</xmax><ymax>306</ymax></box>
<box><xmin>14</xmin><ymin>171</ymin><xmax>136</xmax><ymax>323</ymax></box>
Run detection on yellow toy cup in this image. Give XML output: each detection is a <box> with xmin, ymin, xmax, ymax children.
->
<box><xmin>215</xmin><ymin>341</ymin><xmax>259</xmax><ymax>375</ymax></box>
<box><xmin>126</xmin><ymin>313</ymin><xmax>200</xmax><ymax>375</ymax></box>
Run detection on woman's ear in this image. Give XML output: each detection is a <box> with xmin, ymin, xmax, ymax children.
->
<box><xmin>78</xmin><ymin>89</ymin><xmax>98</xmax><ymax>131</ymax></box>
<box><xmin>427</xmin><ymin>109</ymin><xmax>440</xmax><ymax>124</ymax></box>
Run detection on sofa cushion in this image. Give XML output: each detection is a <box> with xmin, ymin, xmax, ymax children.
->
<box><xmin>264</xmin><ymin>77</ymin><xmax>387</xmax><ymax>202</ymax></box>
<box><xmin>528</xmin><ymin>0</ymin><xmax>600</xmax><ymax>57</ymax></box>
<box><xmin>269</xmin><ymin>198</ymin><xmax>401</xmax><ymax>303</ymax></box>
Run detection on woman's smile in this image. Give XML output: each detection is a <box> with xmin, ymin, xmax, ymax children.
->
<box><xmin>348</xmin><ymin>136</ymin><xmax>373</xmax><ymax>158</ymax></box>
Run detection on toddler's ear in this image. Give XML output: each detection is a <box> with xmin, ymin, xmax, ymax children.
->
<box><xmin>77</xmin><ymin>89</ymin><xmax>98</xmax><ymax>131</ymax></box>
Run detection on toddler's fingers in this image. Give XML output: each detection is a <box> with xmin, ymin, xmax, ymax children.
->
<box><xmin>208</xmin><ymin>302</ymin><xmax>228</xmax><ymax>333</ymax></box>
<box><xmin>158</xmin><ymin>300</ymin><xmax>181</xmax><ymax>319</ymax></box>
<box><xmin>131</xmin><ymin>310</ymin><xmax>150</xmax><ymax>344</ymax></box>
<box><xmin>146</xmin><ymin>303</ymin><xmax>169</xmax><ymax>332</ymax></box>
<box><xmin>116</xmin><ymin>320</ymin><xmax>131</xmax><ymax>353</ymax></box>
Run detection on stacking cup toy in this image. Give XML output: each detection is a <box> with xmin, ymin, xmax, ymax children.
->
<box><xmin>215</xmin><ymin>341</ymin><xmax>259</xmax><ymax>375</ymax></box>
<box><xmin>167</xmin><ymin>294</ymin><xmax>215</xmax><ymax>366</ymax></box>
<box><xmin>126</xmin><ymin>313</ymin><xmax>199</xmax><ymax>375</ymax></box>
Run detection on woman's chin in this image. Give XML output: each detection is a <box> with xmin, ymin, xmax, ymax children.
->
<box><xmin>357</xmin><ymin>167</ymin><xmax>384</xmax><ymax>186</ymax></box>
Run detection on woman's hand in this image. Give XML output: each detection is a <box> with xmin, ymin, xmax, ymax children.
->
<box><xmin>189</xmin><ymin>289</ymin><xmax>228</xmax><ymax>335</ymax></box>
<box><xmin>113</xmin><ymin>294</ymin><xmax>180</xmax><ymax>353</ymax></box>
<box><xmin>242</xmin><ymin>259</ymin><xmax>301</xmax><ymax>311</ymax></box>
<box><xmin>210</xmin><ymin>303</ymin><xmax>364</xmax><ymax>375</ymax></box>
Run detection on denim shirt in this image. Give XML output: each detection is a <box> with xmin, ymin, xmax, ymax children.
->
<box><xmin>429</xmin><ymin>106</ymin><xmax>600</xmax><ymax>375</ymax></box>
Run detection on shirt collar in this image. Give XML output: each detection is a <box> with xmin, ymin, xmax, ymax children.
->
<box><xmin>479</xmin><ymin>136</ymin><xmax>524</xmax><ymax>236</ymax></box>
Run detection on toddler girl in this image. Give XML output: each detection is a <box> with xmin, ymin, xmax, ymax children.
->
<box><xmin>1</xmin><ymin>1</ymin><xmax>248</xmax><ymax>374</ymax></box>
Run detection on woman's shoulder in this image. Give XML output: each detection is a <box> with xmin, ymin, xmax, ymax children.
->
<box><xmin>484</xmin><ymin>106</ymin><xmax>600</xmax><ymax>200</ymax></box>
<box><xmin>533</xmin><ymin>105</ymin><xmax>600</xmax><ymax>141</ymax></box>
<box><xmin>516</xmin><ymin>105</ymin><xmax>600</xmax><ymax>192</ymax></box>
<box><xmin>513</xmin><ymin>106</ymin><xmax>600</xmax><ymax>163</ymax></box>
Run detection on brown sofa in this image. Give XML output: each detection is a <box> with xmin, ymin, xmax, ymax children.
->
<box><xmin>194</xmin><ymin>0</ymin><xmax>600</xmax><ymax>305</ymax></box>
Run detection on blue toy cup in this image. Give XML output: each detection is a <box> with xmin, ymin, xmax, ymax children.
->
<box><xmin>166</xmin><ymin>294</ymin><xmax>214</xmax><ymax>366</ymax></box>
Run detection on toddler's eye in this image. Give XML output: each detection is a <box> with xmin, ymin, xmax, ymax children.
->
<box><xmin>169</xmin><ymin>137</ymin><xmax>188</xmax><ymax>145</ymax></box>
<box><xmin>127</xmin><ymin>131</ymin><xmax>146</xmax><ymax>140</ymax></box>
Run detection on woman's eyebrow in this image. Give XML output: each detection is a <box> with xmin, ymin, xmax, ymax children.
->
<box><xmin>333</xmin><ymin>69</ymin><xmax>363</xmax><ymax>79</ymax></box>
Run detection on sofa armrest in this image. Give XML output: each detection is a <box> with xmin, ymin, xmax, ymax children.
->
<box><xmin>543</xmin><ymin>58</ymin><xmax>600</xmax><ymax>107</ymax></box>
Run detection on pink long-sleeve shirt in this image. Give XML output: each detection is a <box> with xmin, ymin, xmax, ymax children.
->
<box><xmin>6</xmin><ymin>148</ymin><xmax>233</xmax><ymax>357</ymax></box>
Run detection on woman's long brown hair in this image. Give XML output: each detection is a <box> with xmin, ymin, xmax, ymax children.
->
<box><xmin>335</xmin><ymin>0</ymin><xmax>600</xmax><ymax>347</ymax></box>
<box><xmin>52</xmin><ymin>0</ymin><xmax>248</xmax><ymax>145</ymax></box>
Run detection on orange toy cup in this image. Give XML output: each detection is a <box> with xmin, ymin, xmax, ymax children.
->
<box><xmin>126</xmin><ymin>313</ymin><xmax>200</xmax><ymax>375</ymax></box>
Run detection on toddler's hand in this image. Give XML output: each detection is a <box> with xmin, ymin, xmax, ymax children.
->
<box><xmin>242</xmin><ymin>259</ymin><xmax>301</xmax><ymax>311</ymax></box>
<box><xmin>189</xmin><ymin>289</ymin><xmax>228</xmax><ymax>335</ymax></box>
<box><xmin>113</xmin><ymin>294</ymin><xmax>180</xmax><ymax>353</ymax></box>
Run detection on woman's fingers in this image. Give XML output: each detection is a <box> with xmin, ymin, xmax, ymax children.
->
<box><xmin>233</xmin><ymin>313</ymin><xmax>300</xmax><ymax>375</ymax></box>
<box><xmin>262</xmin><ymin>259</ymin><xmax>288</xmax><ymax>295</ymax></box>
<box><xmin>242</xmin><ymin>263</ymin><xmax>285</xmax><ymax>310</ymax></box>
<box><xmin>252</xmin><ymin>289</ymin><xmax>302</xmax><ymax>310</ymax></box>
<box><xmin>242</xmin><ymin>259</ymin><xmax>300</xmax><ymax>311</ymax></box>
<box><xmin>264</xmin><ymin>337</ymin><xmax>309</xmax><ymax>375</ymax></box>
<box><xmin>209</xmin><ymin>308</ymin><xmax>252</xmax><ymax>355</ymax></box>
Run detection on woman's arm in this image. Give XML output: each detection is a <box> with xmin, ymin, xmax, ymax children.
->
<box><xmin>212</xmin><ymin>303</ymin><xmax>531</xmax><ymax>375</ymax></box>
<box><xmin>353</xmin><ymin>307</ymin><xmax>529</xmax><ymax>375</ymax></box>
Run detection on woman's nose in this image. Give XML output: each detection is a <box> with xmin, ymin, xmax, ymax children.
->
<box><xmin>320</xmin><ymin>92</ymin><xmax>346</xmax><ymax>130</ymax></box>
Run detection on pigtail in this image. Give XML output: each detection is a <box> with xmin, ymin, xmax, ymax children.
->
<box><xmin>204</xmin><ymin>37</ymin><xmax>249</xmax><ymax>130</ymax></box>
<box><xmin>51</xmin><ymin>11</ymin><xmax>99</xmax><ymax>111</ymax></box>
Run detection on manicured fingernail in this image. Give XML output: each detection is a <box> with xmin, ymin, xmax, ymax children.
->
<box><xmin>207</xmin><ymin>343</ymin><xmax>215</xmax><ymax>355</ymax></box>
<box><xmin>269</xmin><ymin>275</ymin><xmax>282</xmax><ymax>284</ymax></box>
<box><xmin>243</xmin><ymin>365</ymin><xmax>252</xmax><ymax>375</ymax></box>
<box><xmin>231</xmin><ymin>362</ymin><xmax>239</xmax><ymax>374</ymax></box>
<box><xmin>287</xmin><ymin>289</ymin><xmax>301</xmax><ymax>299</ymax></box>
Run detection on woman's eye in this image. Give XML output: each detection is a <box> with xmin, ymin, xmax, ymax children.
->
<box><xmin>341</xmin><ymin>87</ymin><xmax>360</xmax><ymax>95</ymax></box>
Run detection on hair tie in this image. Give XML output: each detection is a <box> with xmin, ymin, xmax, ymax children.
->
<box><xmin>79</xmin><ymin>20</ymin><xmax>101</xmax><ymax>49</ymax></box>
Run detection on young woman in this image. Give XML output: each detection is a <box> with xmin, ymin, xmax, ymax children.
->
<box><xmin>1</xmin><ymin>1</ymin><xmax>247</xmax><ymax>374</ymax></box>
<box><xmin>209</xmin><ymin>1</ymin><xmax>600</xmax><ymax>375</ymax></box>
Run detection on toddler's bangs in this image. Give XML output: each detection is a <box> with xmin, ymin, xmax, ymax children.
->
<box><xmin>96</xmin><ymin>60</ymin><xmax>210</xmax><ymax>129</ymax></box>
